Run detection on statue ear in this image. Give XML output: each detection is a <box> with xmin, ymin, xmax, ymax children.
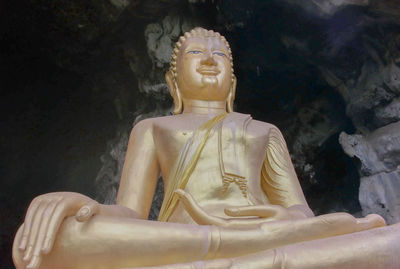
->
<box><xmin>166</xmin><ymin>70</ymin><xmax>183</xmax><ymax>114</ymax></box>
<box><xmin>227</xmin><ymin>75</ymin><xmax>237</xmax><ymax>113</ymax></box>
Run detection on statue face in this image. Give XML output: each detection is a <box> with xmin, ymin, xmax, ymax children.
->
<box><xmin>175</xmin><ymin>36</ymin><xmax>232</xmax><ymax>101</ymax></box>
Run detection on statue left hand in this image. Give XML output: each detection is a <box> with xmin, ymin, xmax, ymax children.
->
<box><xmin>175</xmin><ymin>189</ymin><xmax>299</xmax><ymax>229</ymax></box>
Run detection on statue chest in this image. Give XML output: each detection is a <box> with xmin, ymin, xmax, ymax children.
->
<box><xmin>184</xmin><ymin>131</ymin><xmax>251</xmax><ymax>206</ymax></box>
<box><xmin>154</xmin><ymin>117</ymin><xmax>270</xmax><ymax>207</ymax></box>
<box><xmin>190</xmin><ymin>126</ymin><xmax>270</xmax><ymax>205</ymax></box>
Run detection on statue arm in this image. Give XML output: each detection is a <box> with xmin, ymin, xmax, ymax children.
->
<box><xmin>116</xmin><ymin>118</ymin><xmax>160</xmax><ymax>220</ymax></box>
<box><xmin>261</xmin><ymin>126</ymin><xmax>314</xmax><ymax>218</ymax></box>
<box><xmin>74</xmin><ymin>118</ymin><xmax>161</xmax><ymax>220</ymax></box>
<box><xmin>13</xmin><ymin>119</ymin><xmax>159</xmax><ymax>269</ymax></box>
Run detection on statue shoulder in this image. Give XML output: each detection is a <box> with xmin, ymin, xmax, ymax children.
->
<box><xmin>132</xmin><ymin>115</ymin><xmax>175</xmax><ymax>130</ymax></box>
<box><xmin>129</xmin><ymin>117</ymin><xmax>163</xmax><ymax>143</ymax></box>
<box><xmin>131</xmin><ymin>115</ymin><xmax>181</xmax><ymax>138</ymax></box>
<box><xmin>243</xmin><ymin>118</ymin><xmax>280</xmax><ymax>137</ymax></box>
<box><xmin>132</xmin><ymin>117</ymin><xmax>155</xmax><ymax>132</ymax></box>
<box><xmin>126</xmin><ymin>116</ymin><xmax>172</xmax><ymax>153</ymax></box>
<box><xmin>228</xmin><ymin>112</ymin><xmax>285</xmax><ymax>138</ymax></box>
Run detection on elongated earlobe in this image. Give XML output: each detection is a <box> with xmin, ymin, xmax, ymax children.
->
<box><xmin>227</xmin><ymin>75</ymin><xmax>237</xmax><ymax>113</ymax></box>
<box><xmin>165</xmin><ymin>70</ymin><xmax>183</xmax><ymax>114</ymax></box>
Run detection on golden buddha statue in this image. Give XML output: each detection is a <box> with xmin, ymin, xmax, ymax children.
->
<box><xmin>13</xmin><ymin>27</ymin><xmax>400</xmax><ymax>269</ymax></box>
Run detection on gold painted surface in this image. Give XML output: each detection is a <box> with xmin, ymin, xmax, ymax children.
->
<box><xmin>261</xmin><ymin>127</ymin><xmax>309</xmax><ymax>208</ymax></box>
<box><xmin>159</xmin><ymin>112</ymin><xmax>228</xmax><ymax>222</ymax></box>
<box><xmin>12</xmin><ymin>27</ymin><xmax>400</xmax><ymax>269</ymax></box>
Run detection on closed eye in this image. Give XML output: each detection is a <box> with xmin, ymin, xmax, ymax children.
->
<box><xmin>187</xmin><ymin>50</ymin><xmax>203</xmax><ymax>54</ymax></box>
<box><xmin>213</xmin><ymin>52</ymin><xmax>226</xmax><ymax>57</ymax></box>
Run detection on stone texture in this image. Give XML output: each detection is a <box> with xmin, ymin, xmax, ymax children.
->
<box><xmin>276</xmin><ymin>0</ymin><xmax>400</xmax><ymax>223</ymax></box>
<box><xmin>375</xmin><ymin>97</ymin><xmax>400</xmax><ymax>125</ymax></box>
<box><xmin>345</xmin><ymin>62</ymin><xmax>400</xmax><ymax>132</ymax></box>
<box><xmin>340</xmin><ymin>121</ymin><xmax>400</xmax><ymax>223</ymax></box>
<box><xmin>283</xmin><ymin>0</ymin><xmax>369</xmax><ymax>17</ymax></box>
<box><xmin>359</xmin><ymin>170</ymin><xmax>400</xmax><ymax>224</ymax></box>
<box><xmin>145</xmin><ymin>16</ymin><xmax>181</xmax><ymax>68</ymax></box>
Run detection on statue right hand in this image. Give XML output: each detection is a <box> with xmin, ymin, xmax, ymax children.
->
<box><xmin>18</xmin><ymin>192</ymin><xmax>99</xmax><ymax>269</ymax></box>
<box><xmin>175</xmin><ymin>189</ymin><xmax>291</xmax><ymax>229</ymax></box>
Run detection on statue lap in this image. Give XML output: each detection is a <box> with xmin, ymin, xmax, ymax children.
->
<box><xmin>13</xmin><ymin>214</ymin><xmax>400</xmax><ymax>269</ymax></box>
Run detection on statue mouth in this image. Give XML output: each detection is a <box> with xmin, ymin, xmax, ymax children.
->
<box><xmin>197</xmin><ymin>67</ymin><xmax>220</xmax><ymax>76</ymax></box>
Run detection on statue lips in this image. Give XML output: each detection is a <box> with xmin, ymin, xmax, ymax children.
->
<box><xmin>197</xmin><ymin>66</ymin><xmax>221</xmax><ymax>76</ymax></box>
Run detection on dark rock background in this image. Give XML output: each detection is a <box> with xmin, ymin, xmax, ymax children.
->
<box><xmin>1</xmin><ymin>0</ymin><xmax>400</xmax><ymax>267</ymax></box>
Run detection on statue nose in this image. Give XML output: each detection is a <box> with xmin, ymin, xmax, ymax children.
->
<box><xmin>200</xmin><ymin>52</ymin><xmax>217</xmax><ymax>66</ymax></box>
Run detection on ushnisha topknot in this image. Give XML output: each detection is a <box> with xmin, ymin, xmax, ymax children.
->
<box><xmin>169</xmin><ymin>27</ymin><xmax>235</xmax><ymax>83</ymax></box>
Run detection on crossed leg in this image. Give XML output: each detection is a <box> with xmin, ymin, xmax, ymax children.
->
<box><xmin>13</xmin><ymin>212</ymin><xmax>388</xmax><ymax>269</ymax></box>
<box><xmin>138</xmin><ymin>222</ymin><xmax>400</xmax><ymax>269</ymax></box>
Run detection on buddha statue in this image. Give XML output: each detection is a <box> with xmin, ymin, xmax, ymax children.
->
<box><xmin>13</xmin><ymin>27</ymin><xmax>400</xmax><ymax>269</ymax></box>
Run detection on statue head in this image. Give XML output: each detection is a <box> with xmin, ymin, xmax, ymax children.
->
<box><xmin>166</xmin><ymin>27</ymin><xmax>236</xmax><ymax>114</ymax></box>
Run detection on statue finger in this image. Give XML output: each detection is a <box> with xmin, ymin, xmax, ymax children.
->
<box><xmin>30</xmin><ymin>200</ymin><xmax>58</xmax><ymax>261</ymax></box>
<box><xmin>41</xmin><ymin>202</ymin><xmax>68</xmax><ymax>254</ymax></box>
<box><xmin>26</xmin><ymin>253</ymin><xmax>42</xmax><ymax>269</ymax></box>
<box><xmin>174</xmin><ymin>189</ymin><xmax>205</xmax><ymax>219</ymax></box>
<box><xmin>174</xmin><ymin>189</ymin><xmax>197</xmax><ymax>210</ymax></box>
<box><xmin>23</xmin><ymin>201</ymin><xmax>47</xmax><ymax>262</ymax></box>
<box><xmin>355</xmin><ymin>214</ymin><xmax>386</xmax><ymax>232</ymax></box>
<box><xmin>224</xmin><ymin>205</ymin><xmax>277</xmax><ymax>218</ymax></box>
<box><xmin>75</xmin><ymin>200</ymin><xmax>100</xmax><ymax>222</ymax></box>
<box><xmin>175</xmin><ymin>190</ymin><xmax>226</xmax><ymax>227</ymax></box>
<box><xmin>19</xmin><ymin>198</ymin><xmax>42</xmax><ymax>250</ymax></box>
<box><xmin>312</xmin><ymin>213</ymin><xmax>358</xmax><ymax>235</ymax></box>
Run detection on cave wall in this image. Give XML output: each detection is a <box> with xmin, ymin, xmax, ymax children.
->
<box><xmin>2</xmin><ymin>0</ymin><xmax>400</xmax><ymax>267</ymax></box>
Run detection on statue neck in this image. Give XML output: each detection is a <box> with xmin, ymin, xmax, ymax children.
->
<box><xmin>182</xmin><ymin>99</ymin><xmax>227</xmax><ymax>115</ymax></box>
